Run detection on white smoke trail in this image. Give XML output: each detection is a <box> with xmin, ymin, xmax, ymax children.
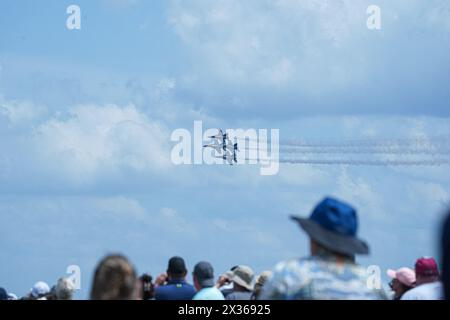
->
<box><xmin>242</xmin><ymin>135</ymin><xmax>450</xmax><ymax>156</ymax></box>
<box><xmin>238</xmin><ymin>134</ymin><xmax>450</xmax><ymax>165</ymax></box>
<box><xmin>279</xmin><ymin>135</ymin><xmax>450</xmax><ymax>148</ymax></box>
<box><xmin>239</xmin><ymin>135</ymin><xmax>450</xmax><ymax>148</ymax></box>
<box><xmin>278</xmin><ymin>158</ymin><xmax>450</xmax><ymax>166</ymax></box>
<box><xmin>278</xmin><ymin>147</ymin><xmax>450</xmax><ymax>155</ymax></box>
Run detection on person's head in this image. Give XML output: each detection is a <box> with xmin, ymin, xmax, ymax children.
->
<box><xmin>291</xmin><ymin>197</ymin><xmax>369</xmax><ymax>259</ymax></box>
<box><xmin>216</xmin><ymin>266</ymin><xmax>239</xmax><ymax>289</ymax></box>
<box><xmin>0</xmin><ymin>287</ymin><xmax>7</xmax><ymax>300</ymax></box>
<box><xmin>230</xmin><ymin>265</ymin><xmax>254</xmax><ymax>292</ymax></box>
<box><xmin>415</xmin><ymin>257</ymin><xmax>440</xmax><ymax>285</ymax></box>
<box><xmin>30</xmin><ymin>281</ymin><xmax>50</xmax><ymax>300</ymax></box>
<box><xmin>309</xmin><ymin>240</ymin><xmax>354</xmax><ymax>261</ymax></box>
<box><xmin>252</xmin><ymin>271</ymin><xmax>272</xmax><ymax>300</ymax></box>
<box><xmin>55</xmin><ymin>277</ymin><xmax>76</xmax><ymax>300</ymax></box>
<box><xmin>193</xmin><ymin>261</ymin><xmax>215</xmax><ymax>291</ymax></box>
<box><xmin>167</xmin><ymin>256</ymin><xmax>188</xmax><ymax>280</ymax></box>
<box><xmin>90</xmin><ymin>254</ymin><xmax>138</xmax><ymax>300</ymax></box>
<box><xmin>139</xmin><ymin>273</ymin><xmax>154</xmax><ymax>300</ymax></box>
<box><xmin>45</xmin><ymin>286</ymin><xmax>57</xmax><ymax>300</ymax></box>
<box><xmin>442</xmin><ymin>210</ymin><xmax>450</xmax><ymax>300</ymax></box>
<box><xmin>387</xmin><ymin>268</ymin><xmax>416</xmax><ymax>299</ymax></box>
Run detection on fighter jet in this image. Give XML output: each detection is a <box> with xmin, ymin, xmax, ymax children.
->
<box><xmin>208</xmin><ymin>129</ymin><xmax>228</xmax><ymax>141</ymax></box>
<box><xmin>203</xmin><ymin>129</ymin><xmax>234</xmax><ymax>153</ymax></box>
<box><xmin>213</xmin><ymin>139</ymin><xmax>239</xmax><ymax>165</ymax></box>
<box><xmin>231</xmin><ymin>140</ymin><xmax>239</xmax><ymax>164</ymax></box>
<box><xmin>202</xmin><ymin>142</ymin><xmax>223</xmax><ymax>153</ymax></box>
<box><xmin>214</xmin><ymin>151</ymin><xmax>234</xmax><ymax>165</ymax></box>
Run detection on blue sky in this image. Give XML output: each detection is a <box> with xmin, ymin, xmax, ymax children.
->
<box><xmin>1</xmin><ymin>0</ymin><xmax>450</xmax><ymax>299</ymax></box>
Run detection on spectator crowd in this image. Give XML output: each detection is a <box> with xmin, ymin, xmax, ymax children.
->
<box><xmin>1</xmin><ymin>197</ymin><xmax>450</xmax><ymax>301</ymax></box>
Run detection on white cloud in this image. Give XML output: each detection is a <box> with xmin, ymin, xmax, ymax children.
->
<box><xmin>335</xmin><ymin>167</ymin><xmax>386</xmax><ymax>221</ymax></box>
<box><xmin>212</xmin><ymin>217</ymin><xmax>283</xmax><ymax>247</ymax></box>
<box><xmin>166</xmin><ymin>0</ymin><xmax>450</xmax><ymax>117</ymax></box>
<box><xmin>277</xmin><ymin>165</ymin><xmax>330</xmax><ymax>187</ymax></box>
<box><xmin>425</xmin><ymin>1</ymin><xmax>450</xmax><ymax>34</ymax></box>
<box><xmin>0</xmin><ymin>95</ymin><xmax>46</xmax><ymax>126</ymax></box>
<box><xmin>168</xmin><ymin>0</ymin><xmax>367</xmax><ymax>88</ymax></box>
<box><xmin>152</xmin><ymin>78</ymin><xmax>176</xmax><ymax>99</ymax></box>
<box><xmin>157</xmin><ymin>207</ymin><xmax>198</xmax><ymax>237</ymax></box>
<box><xmin>160</xmin><ymin>207</ymin><xmax>177</xmax><ymax>218</ymax></box>
<box><xmin>33</xmin><ymin>103</ymin><xmax>171</xmax><ymax>184</ymax></box>
<box><xmin>407</xmin><ymin>182</ymin><xmax>450</xmax><ymax>215</ymax></box>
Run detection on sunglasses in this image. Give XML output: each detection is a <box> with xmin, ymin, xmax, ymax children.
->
<box><xmin>388</xmin><ymin>280</ymin><xmax>396</xmax><ymax>289</ymax></box>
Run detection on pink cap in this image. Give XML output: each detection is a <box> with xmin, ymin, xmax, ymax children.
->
<box><xmin>387</xmin><ymin>268</ymin><xmax>416</xmax><ymax>287</ymax></box>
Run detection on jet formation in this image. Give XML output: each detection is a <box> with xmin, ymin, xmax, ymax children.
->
<box><xmin>203</xmin><ymin>129</ymin><xmax>239</xmax><ymax>165</ymax></box>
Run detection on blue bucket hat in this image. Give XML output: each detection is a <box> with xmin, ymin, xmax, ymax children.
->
<box><xmin>291</xmin><ymin>197</ymin><xmax>369</xmax><ymax>256</ymax></box>
<box><xmin>0</xmin><ymin>287</ymin><xmax>8</xmax><ymax>300</ymax></box>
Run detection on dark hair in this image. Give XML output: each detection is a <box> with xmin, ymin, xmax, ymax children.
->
<box><xmin>45</xmin><ymin>285</ymin><xmax>57</xmax><ymax>300</ymax></box>
<box><xmin>139</xmin><ymin>273</ymin><xmax>154</xmax><ymax>300</ymax></box>
<box><xmin>312</xmin><ymin>239</ymin><xmax>355</xmax><ymax>261</ymax></box>
<box><xmin>167</xmin><ymin>256</ymin><xmax>187</xmax><ymax>277</ymax></box>
<box><xmin>90</xmin><ymin>254</ymin><xmax>137</xmax><ymax>300</ymax></box>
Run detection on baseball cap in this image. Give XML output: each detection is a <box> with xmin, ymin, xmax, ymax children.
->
<box><xmin>167</xmin><ymin>256</ymin><xmax>187</xmax><ymax>275</ymax></box>
<box><xmin>387</xmin><ymin>268</ymin><xmax>416</xmax><ymax>287</ymax></box>
<box><xmin>31</xmin><ymin>281</ymin><xmax>50</xmax><ymax>298</ymax></box>
<box><xmin>193</xmin><ymin>261</ymin><xmax>215</xmax><ymax>288</ymax></box>
<box><xmin>7</xmin><ymin>293</ymin><xmax>18</xmax><ymax>300</ymax></box>
<box><xmin>415</xmin><ymin>257</ymin><xmax>439</xmax><ymax>277</ymax></box>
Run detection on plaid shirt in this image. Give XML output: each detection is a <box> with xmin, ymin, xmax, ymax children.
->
<box><xmin>260</xmin><ymin>253</ymin><xmax>387</xmax><ymax>300</ymax></box>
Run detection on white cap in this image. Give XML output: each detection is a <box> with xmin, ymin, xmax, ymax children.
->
<box><xmin>7</xmin><ymin>293</ymin><xmax>18</xmax><ymax>300</ymax></box>
<box><xmin>31</xmin><ymin>281</ymin><xmax>50</xmax><ymax>298</ymax></box>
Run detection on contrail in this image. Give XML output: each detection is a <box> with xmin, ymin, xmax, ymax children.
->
<box><xmin>243</xmin><ymin>146</ymin><xmax>450</xmax><ymax>156</ymax></box>
<box><xmin>238</xmin><ymin>134</ymin><xmax>450</xmax><ymax>165</ymax></box>
<box><xmin>277</xmin><ymin>147</ymin><xmax>450</xmax><ymax>155</ymax></box>
<box><xmin>238</xmin><ymin>135</ymin><xmax>450</xmax><ymax>149</ymax></box>
<box><xmin>241</xmin><ymin>135</ymin><xmax>450</xmax><ymax>156</ymax></box>
<box><xmin>279</xmin><ymin>135</ymin><xmax>450</xmax><ymax>148</ymax></box>
<box><xmin>278</xmin><ymin>158</ymin><xmax>450</xmax><ymax>166</ymax></box>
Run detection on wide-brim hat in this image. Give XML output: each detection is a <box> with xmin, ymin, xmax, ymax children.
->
<box><xmin>231</xmin><ymin>266</ymin><xmax>254</xmax><ymax>291</ymax></box>
<box><xmin>291</xmin><ymin>197</ymin><xmax>370</xmax><ymax>256</ymax></box>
